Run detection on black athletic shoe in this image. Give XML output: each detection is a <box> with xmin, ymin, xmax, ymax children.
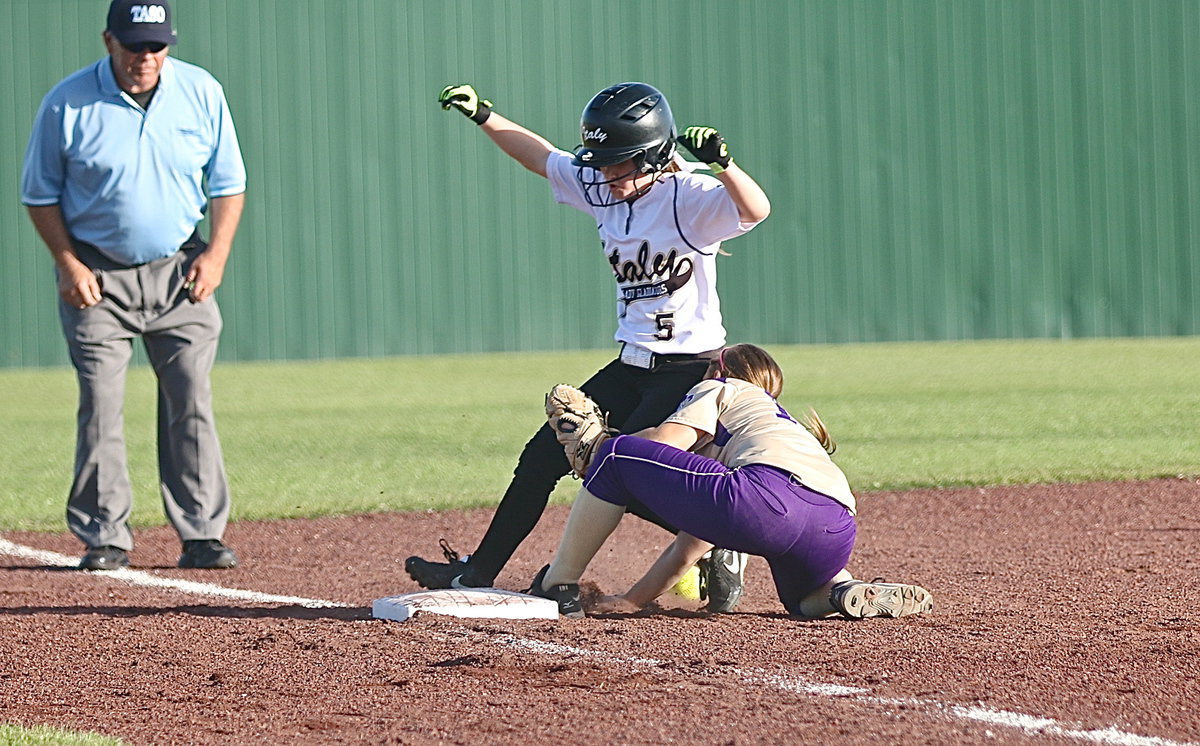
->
<box><xmin>178</xmin><ymin>540</ymin><xmax>238</xmax><ymax>569</ymax></box>
<box><xmin>525</xmin><ymin>564</ymin><xmax>584</xmax><ymax>619</ymax></box>
<box><xmin>698</xmin><ymin>548</ymin><xmax>747</xmax><ymax>613</ymax></box>
<box><xmin>404</xmin><ymin>556</ymin><xmax>490</xmax><ymax>589</ymax></box>
<box><xmin>79</xmin><ymin>546</ymin><xmax>129</xmax><ymax>571</ymax></box>
<box><xmin>405</xmin><ymin>539</ymin><xmax>490</xmax><ymax>589</ymax></box>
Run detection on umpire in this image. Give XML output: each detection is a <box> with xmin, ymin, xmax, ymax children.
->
<box><xmin>20</xmin><ymin>0</ymin><xmax>246</xmax><ymax>570</ymax></box>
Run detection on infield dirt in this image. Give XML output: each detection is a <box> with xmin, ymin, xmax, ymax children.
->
<box><xmin>2</xmin><ymin>478</ymin><xmax>1198</xmax><ymax>745</ymax></box>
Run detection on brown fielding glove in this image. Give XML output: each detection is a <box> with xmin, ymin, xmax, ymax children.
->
<box><xmin>545</xmin><ymin>384</ymin><xmax>616</xmax><ymax>479</ymax></box>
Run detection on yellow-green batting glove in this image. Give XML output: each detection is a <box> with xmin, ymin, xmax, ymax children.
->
<box><xmin>438</xmin><ymin>84</ymin><xmax>493</xmax><ymax>125</ymax></box>
<box><xmin>677</xmin><ymin>126</ymin><xmax>732</xmax><ymax>174</ymax></box>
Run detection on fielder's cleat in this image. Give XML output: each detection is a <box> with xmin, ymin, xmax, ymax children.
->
<box><xmin>830</xmin><ymin>579</ymin><xmax>934</xmax><ymax>619</ymax></box>
<box><xmin>79</xmin><ymin>545</ymin><xmax>129</xmax><ymax>571</ymax></box>
<box><xmin>405</xmin><ymin>539</ymin><xmax>491</xmax><ymax>589</ymax></box>
<box><xmin>698</xmin><ymin>548</ymin><xmax>747</xmax><ymax>613</ymax></box>
<box><xmin>525</xmin><ymin>564</ymin><xmax>584</xmax><ymax>619</ymax></box>
<box><xmin>178</xmin><ymin>540</ymin><xmax>238</xmax><ymax>569</ymax></box>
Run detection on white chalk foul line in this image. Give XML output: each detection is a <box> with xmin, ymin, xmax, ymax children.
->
<box><xmin>0</xmin><ymin>537</ymin><xmax>346</xmax><ymax>609</ymax></box>
<box><xmin>2</xmin><ymin>537</ymin><xmax>1193</xmax><ymax>746</ymax></box>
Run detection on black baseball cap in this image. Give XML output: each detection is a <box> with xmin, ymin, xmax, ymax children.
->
<box><xmin>107</xmin><ymin>0</ymin><xmax>177</xmax><ymax>46</ymax></box>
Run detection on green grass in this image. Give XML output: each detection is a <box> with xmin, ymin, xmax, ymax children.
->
<box><xmin>0</xmin><ymin>724</ymin><xmax>126</xmax><ymax>746</ymax></box>
<box><xmin>2</xmin><ymin>338</ymin><xmax>1198</xmax><ymax>533</ymax></box>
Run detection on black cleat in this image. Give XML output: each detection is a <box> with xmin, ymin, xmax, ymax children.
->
<box><xmin>698</xmin><ymin>548</ymin><xmax>747</xmax><ymax>613</ymax></box>
<box><xmin>405</xmin><ymin>539</ymin><xmax>490</xmax><ymax>589</ymax></box>
<box><xmin>178</xmin><ymin>540</ymin><xmax>238</xmax><ymax>569</ymax></box>
<box><xmin>79</xmin><ymin>546</ymin><xmax>129</xmax><ymax>571</ymax></box>
<box><xmin>404</xmin><ymin>556</ymin><xmax>490</xmax><ymax>589</ymax></box>
<box><xmin>525</xmin><ymin>564</ymin><xmax>584</xmax><ymax>619</ymax></box>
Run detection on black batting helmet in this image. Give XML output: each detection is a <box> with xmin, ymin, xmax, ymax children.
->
<box><xmin>572</xmin><ymin>82</ymin><xmax>677</xmax><ymax>173</ymax></box>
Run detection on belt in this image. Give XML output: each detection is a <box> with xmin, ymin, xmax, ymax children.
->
<box><xmin>70</xmin><ymin>229</ymin><xmax>204</xmax><ymax>271</ymax></box>
<box><xmin>619</xmin><ymin>343</ymin><xmax>719</xmax><ymax>370</ymax></box>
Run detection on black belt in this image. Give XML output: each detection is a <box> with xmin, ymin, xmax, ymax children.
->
<box><xmin>653</xmin><ymin>350</ymin><xmax>719</xmax><ymax>364</ymax></box>
<box><xmin>70</xmin><ymin>229</ymin><xmax>205</xmax><ymax>271</ymax></box>
<box><xmin>620</xmin><ymin>343</ymin><xmax>719</xmax><ymax>369</ymax></box>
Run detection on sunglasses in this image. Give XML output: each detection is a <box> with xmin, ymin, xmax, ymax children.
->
<box><xmin>121</xmin><ymin>41</ymin><xmax>167</xmax><ymax>54</ymax></box>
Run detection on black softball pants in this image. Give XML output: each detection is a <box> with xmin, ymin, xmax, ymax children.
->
<box><xmin>467</xmin><ymin>353</ymin><xmax>716</xmax><ymax>582</ymax></box>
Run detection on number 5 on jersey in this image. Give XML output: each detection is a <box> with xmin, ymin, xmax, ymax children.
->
<box><xmin>654</xmin><ymin>313</ymin><xmax>675</xmax><ymax>341</ymax></box>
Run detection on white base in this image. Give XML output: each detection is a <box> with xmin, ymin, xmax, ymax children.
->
<box><xmin>372</xmin><ymin>588</ymin><xmax>559</xmax><ymax>622</ymax></box>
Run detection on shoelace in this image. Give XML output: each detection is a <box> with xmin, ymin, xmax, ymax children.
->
<box><xmin>439</xmin><ymin>538</ymin><xmax>461</xmax><ymax>563</ymax></box>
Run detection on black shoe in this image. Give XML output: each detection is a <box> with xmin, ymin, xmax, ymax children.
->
<box><xmin>178</xmin><ymin>540</ymin><xmax>238</xmax><ymax>569</ymax></box>
<box><xmin>404</xmin><ymin>539</ymin><xmax>491</xmax><ymax>590</ymax></box>
<box><xmin>404</xmin><ymin>556</ymin><xmax>490</xmax><ymax>589</ymax></box>
<box><xmin>525</xmin><ymin>564</ymin><xmax>584</xmax><ymax>619</ymax></box>
<box><xmin>79</xmin><ymin>546</ymin><xmax>129</xmax><ymax>571</ymax></box>
<box><xmin>698</xmin><ymin>548</ymin><xmax>747</xmax><ymax>613</ymax></box>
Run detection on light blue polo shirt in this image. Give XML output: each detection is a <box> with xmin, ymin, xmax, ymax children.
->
<box><xmin>21</xmin><ymin>56</ymin><xmax>247</xmax><ymax>265</ymax></box>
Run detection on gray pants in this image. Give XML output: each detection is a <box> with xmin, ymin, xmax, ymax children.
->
<box><xmin>59</xmin><ymin>236</ymin><xmax>230</xmax><ymax>551</ymax></box>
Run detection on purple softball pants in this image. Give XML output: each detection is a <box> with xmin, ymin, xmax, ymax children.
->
<box><xmin>584</xmin><ymin>435</ymin><xmax>857</xmax><ymax>615</ymax></box>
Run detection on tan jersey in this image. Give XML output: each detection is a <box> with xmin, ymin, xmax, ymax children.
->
<box><xmin>664</xmin><ymin>378</ymin><xmax>856</xmax><ymax>514</ymax></box>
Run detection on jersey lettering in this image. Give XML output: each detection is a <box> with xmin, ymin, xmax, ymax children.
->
<box><xmin>609</xmin><ymin>241</ymin><xmax>694</xmax><ymax>307</ymax></box>
<box><xmin>610</xmin><ymin>241</ymin><xmax>692</xmax><ymax>284</ymax></box>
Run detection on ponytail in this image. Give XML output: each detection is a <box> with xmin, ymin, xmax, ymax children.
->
<box><xmin>800</xmin><ymin>408</ymin><xmax>836</xmax><ymax>455</ymax></box>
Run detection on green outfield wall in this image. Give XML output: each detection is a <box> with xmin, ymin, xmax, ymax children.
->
<box><xmin>2</xmin><ymin>0</ymin><xmax>1197</xmax><ymax>367</ymax></box>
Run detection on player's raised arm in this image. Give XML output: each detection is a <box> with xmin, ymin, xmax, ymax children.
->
<box><xmin>438</xmin><ymin>83</ymin><xmax>553</xmax><ymax>178</ymax></box>
<box><xmin>677</xmin><ymin>126</ymin><xmax>771</xmax><ymax>224</ymax></box>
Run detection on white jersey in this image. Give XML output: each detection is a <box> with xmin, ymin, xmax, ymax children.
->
<box><xmin>665</xmin><ymin>378</ymin><xmax>857</xmax><ymax>513</ymax></box>
<box><xmin>547</xmin><ymin>150</ymin><xmax>762</xmax><ymax>355</ymax></box>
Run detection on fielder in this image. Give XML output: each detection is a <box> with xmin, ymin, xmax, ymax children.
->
<box><xmin>532</xmin><ymin>344</ymin><xmax>934</xmax><ymax>620</ymax></box>
<box><xmin>406</xmin><ymin>82</ymin><xmax>770</xmax><ymax>611</ymax></box>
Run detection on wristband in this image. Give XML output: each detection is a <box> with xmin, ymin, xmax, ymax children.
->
<box><xmin>471</xmin><ymin>106</ymin><xmax>492</xmax><ymax>125</ymax></box>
